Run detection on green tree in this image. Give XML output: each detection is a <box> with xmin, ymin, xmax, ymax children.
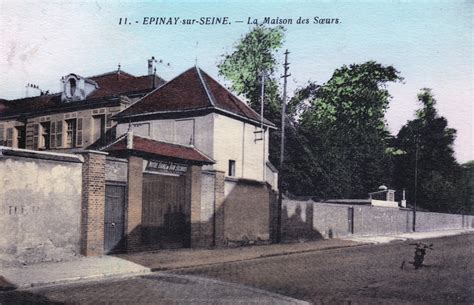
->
<box><xmin>218</xmin><ymin>25</ymin><xmax>285</xmax><ymax>115</ymax></box>
<box><xmin>218</xmin><ymin>25</ymin><xmax>285</xmax><ymax>165</ymax></box>
<box><xmin>394</xmin><ymin>88</ymin><xmax>462</xmax><ymax>212</ymax></box>
<box><xmin>285</xmin><ymin>62</ymin><xmax>403</xmax><ymax>198</ymax></box>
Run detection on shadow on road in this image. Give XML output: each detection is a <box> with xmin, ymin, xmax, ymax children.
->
<box><xmin>0</xmin><ymin>276</ymin><xmax>63</xmax><ymax>305</ymax></box>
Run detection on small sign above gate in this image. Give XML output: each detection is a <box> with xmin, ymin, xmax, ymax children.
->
<box><xmin>146</xmin><ymin>160</ymin><xmax>188</xmax><ymax>174</ymax></box>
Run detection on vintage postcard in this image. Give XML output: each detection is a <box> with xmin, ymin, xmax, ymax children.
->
<box><xmin>0</xmin><ymin>1</ymin><xmax>472</xmax><ymax>304</ymax></box>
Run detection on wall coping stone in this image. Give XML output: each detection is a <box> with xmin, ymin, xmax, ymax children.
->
<box><xmin>0</xmin><ymin>146</ymin><xmax>84</xmax><ymax>163</ymax></box>
<box><xmin>225</xmin><ymin>176</ymin><xmax>266</xmax><ymax>186</ymax></box>
<box><xmin>106</xmin><ymin>156</ymin><xmax>128</xmax><ymax>163</ymax></box>
<box><xmin>77</xmin><ymin>150</ymin><xmax>109</xmax><ymax>156</ymax></box>
<box><xmin>284</xmin><ymin>199</ymin><xmax>472</xmax><ymax>218</ymax></box>
<box><xmin>202</xmin><ymin>169</ymin><xmax>225</xmax><ymax>176</ymax></box>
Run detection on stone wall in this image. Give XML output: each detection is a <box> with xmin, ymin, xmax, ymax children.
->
<box><xmin>282</xmin><ymin>200</ymin><xmax>474</xmax><ymax>241</ymax></box>
<box><xmin>0</xmin><ymin>147</ymin><xmax>83</xmax><ymax>266</ymax></box>
<box><xmin>223</xmin><ymin>179</ymin><xmax>273</xmax><ymax>244</ymax></box>
<box><xmin>415</xmin><ymin>211</ymin><xmax>473</xmax><ymax>232</ymax></box>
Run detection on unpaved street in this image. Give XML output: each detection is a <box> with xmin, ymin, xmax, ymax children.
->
<box><xmin>0</xmin><ymin>233</ymin><xmax>472</xmax><ymax>304</ymax></box>
<box><xmin>176</xmin><ymin>234</ymin><xmax>474</xmax><ymax>304</ymax></box>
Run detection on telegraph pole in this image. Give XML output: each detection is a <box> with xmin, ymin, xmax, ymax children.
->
<box><xmin>261</xmin><ymin>70</ymin><xmax>266</xmax><ymax>181</ymax></box>
<box><xmin>413</xmin><ymin>141</ymin><xmax>419</xmax><ymax>232</ymax></box>
<box><xmin>277</xmin><ymin>49</ymin><xmax>290</xmax><ymax>243</ymax></box>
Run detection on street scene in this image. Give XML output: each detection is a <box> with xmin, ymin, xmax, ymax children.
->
<box><xmin>0</xmin><ymin>233</ymin><xmax>473</xmax><ymax>304</ymax></box>
<box><xmin>1</xmin><ymin>1</ymin><xmax>473</xmax><ymax>304</ymax></box>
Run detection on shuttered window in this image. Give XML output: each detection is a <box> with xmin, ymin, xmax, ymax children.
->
<box><xmin>76</xmin><ymin>118</ymin><xmax>83</xmax><ymax>147</ymax></box>
<box><xmin>40</xmin><ymin>122</ymin><xmax>51</xmax><ymax>149</ymax></box>
<box><xmin>50</xmin><ymin>121</ymin><xmax>56</xmax><ymax>148</ymax></box>
<box><xmin>6</xmin><ymin>128</ymin><xmax>14</xmax><ymax>147</ymax></box>
<box><xmin>33</xmin><ymin>125</ymin><xmax>39</xmax><ymax>149</ymax></box>
<box><xmin>65</xmin><ymin>119</ymin><xmax>76</xmax><ymax>148</ymax></box>
<box><xmin>0</xmin><ymin>124</ymin><xmax>4</xmax><ymax>145</ymax></box>
<box><xmin>56</xmin><ymin>121</ymin><xmax>63</xmax><ymax>148</ymax></box>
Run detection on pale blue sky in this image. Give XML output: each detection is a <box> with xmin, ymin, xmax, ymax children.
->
<box><xmin>0</xmin><ymin>0</ymin><xmax>472</xmax><ymax>162</ymax></box>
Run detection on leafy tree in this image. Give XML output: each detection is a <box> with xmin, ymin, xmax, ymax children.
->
<box><xmin>218</xmin><ymin>27</ymin><xmax>404</xmax><ymax>199</ymax></box>
<box><xmin>218</xmin><ymin>26</ymin><xmax>285</xmax><ymax>165</ymax></box>
<box><xmin>218</xmin><ymin>25</ymin><xmax>285</xmax><ymax>115</ymax></box>
<box><xmin>285</xmin><ymin>62</ymin><xmax>403</xmax><ymax>198</ymax></box>
<box><xmin>394</xmin><ymin>88</ymin><xmax>462</xmax><ymax>212</ymax></box>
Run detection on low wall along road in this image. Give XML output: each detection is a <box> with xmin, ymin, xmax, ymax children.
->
<box><xmin>282</xmin><ymin>199</ymin><xmax>473</xmax><ymax>241</ymax></box>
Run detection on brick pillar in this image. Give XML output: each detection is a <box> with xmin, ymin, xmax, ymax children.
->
<box><xmin>80</xmin><ymin>150</ymin><xmax>107</xmax><ymax>256</ymax></box>
<box><xmin>186</xmin><ymin>165</ymin><xmax>202</xmax><ymax>248</ymax></box>
<box><xmin>126</xmin><ymin>156</ymin><xmax>143</xmax><ymax>252</ymax></box>
<box><xmin>214</xmin><ymin>170</ymin><xmax>226</xmax><ymax>246</ymax></box>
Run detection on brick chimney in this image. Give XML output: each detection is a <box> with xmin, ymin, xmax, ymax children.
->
<box><xmin>148</xmin><ymin>56</ymin><xmax>157</xmax><ymax>75</ymax></box>
<box><xmin>25</xmin><ymin>83</ymin><xmax>42</xmax><ymax>98</ymax></box>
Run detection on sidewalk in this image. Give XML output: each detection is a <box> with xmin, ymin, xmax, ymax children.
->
<box><xmin>0</xmin><ymin>256</ymin><xmax>150</xmax><ymax>290</ymax></box>
<box><xmin>342</xmin><ymin>228</ymin><xmax>473</xmax><ymax>244</ymax></box>
<box><xmin>116</xmin><ymin>238</ymin><xmax>362</xmax><ymax>271</ymax></box>
<box><xmin>1</xmin><ymin>229</ymin><xmax>471</xmax><ymax>291</ymax></box>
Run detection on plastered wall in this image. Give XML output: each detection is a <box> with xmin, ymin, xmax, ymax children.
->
<box><xmin>117</xmin><ymin>113</ymin><xmax>269</xmax><ymax>181</ymax></box>
<box><xmin>0</xmin><ymin>148</ymin><xmax>83</xmax><ymax>266</ymax></box>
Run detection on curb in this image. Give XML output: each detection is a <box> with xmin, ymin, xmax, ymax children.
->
<box><xmin>150</xmin><ymin>242</ymin><xmax>369</xmax><ymax>272</ymax></box>
<box><xmin>5</xmin><ymin>268</ymin><xmax>152</xmax><ymax>291</ymax></box>
<box><xmin>342</xmin><ymin>229</ymin><xmax>474</xmax><ymax>244</ymax></box>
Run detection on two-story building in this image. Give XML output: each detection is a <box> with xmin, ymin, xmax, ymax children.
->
<box><xmin>113</xmin><ymin>66</ymin><xmax>276</xmax><ymax>183</ymax></box>
<box><xmin>0</xmin><ymin>59</ymin><xmax>165</xmax><ymax>151</ymax></box>
<box><xmin>0</xmin><ymin>63</ymin><xmax>279</xmax><ymax>257</ymax></box>
<box><xmin>100</xmin><ymin>66</ymin><xmax>279</xmax><ymax>250</ymax></box>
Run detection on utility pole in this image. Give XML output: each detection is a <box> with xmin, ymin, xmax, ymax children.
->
<box><xmin>277</xmin><ymin>49</ymin><xmax>290</xmax><ymax>243</ymax></box>
<box><xmin>413</xmin><ymin>140</ymin><xmax>419</xmax><ymax>232</ymax></box>
<box><xmin>261</xmin><ymin>71</ymin><xmax>266</xmax><ymax>181</ymax></box>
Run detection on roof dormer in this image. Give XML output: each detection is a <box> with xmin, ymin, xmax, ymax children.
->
<box><xmin>61</xmin><ymin>73</ymin><xmax>99</xmax><ymax>102</ymax></box>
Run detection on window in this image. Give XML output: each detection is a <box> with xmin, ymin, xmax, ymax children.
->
<box><xmin>33</xmin><ymin>124</ymin><xmax>39</xmax><ymax>149</ymax></box>
<box><xmin>65</xmin><ymin>119</ymin><xmax>77</xmax><ymax>148</ymax></box>
<box><xmin>56</xmin><ymin>121</ymin><xmax>63</xmax><ymax>148</ymax></box>
<box><xmin>6</xmin><ymin>128</ymin><xmax>13</xmax><ymax>147</ymax></box>
<box><xmin>76</xmin><ymin>118</ymin><xmax>83</xmax><ymax>147</ymax></box>
<box><xmin>50</xmin><ymin>121</ymin><xmax>56</xmax><ymax>148</ymax></box>
<box><xmin>40</xmin><ymin>122</ymin><xmax>51</xmax><ymax>149</ymax></box>
<box><xmin>228</xmin><ymin>160</ymin><xmax>236</xmax><ymax>177</ymax></box>
<box><xmin>69</xmin><ymin>78</ymin><xmax>76</xmax><ymax>96</ymax></box>
<box><xmin>16</xmin><ymin>126</ymin><xmax>26</xmax><ymax>149</ymax></box>
<box><xmin>93</xmin><ymin>115</ymin><xmax>106</xmax><ymax>145</ymax></box>
<box><xmin>0</xmin><ymin>124</ymin><xmax>4</xmax><ymax>145</ymax></box>
<box><xmin>106</xmin><ymin>114</ymin><xmax>113</xmax><ymax>128</ymax></box>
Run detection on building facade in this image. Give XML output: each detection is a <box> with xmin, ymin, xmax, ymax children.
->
<box><xmin>0</xmin><ymin>62</ymin><xmax>279</xmax><ymax>262</ymax></box>
<box><xmin>0</xmin><ymin>60</ymin><xmax>165</xmax><ymax>152</ymax></box>
<box><xmin>114</xmin><ymin>66</ymin><xmax>276</xmax><ymax>183</ymax></box>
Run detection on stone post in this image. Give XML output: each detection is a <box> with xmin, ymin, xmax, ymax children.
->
<box><xmin>79</xmin><ymin>150</ymin><xmax>107</xmax><ymax>256</ymax></box>
<box><xmin>186</xmin><ymin>165</ymin><xmax>202</xmax><ymax>248</ymax></box>
<box><xmin>214</xmin><ymin>170</ymin><xmax>226</xmax><ymax>246</ymax></box>
<box><xmin>126</xmin><ymin>155</ymin><xmax>143</xmax><ymax>252</ymax></box>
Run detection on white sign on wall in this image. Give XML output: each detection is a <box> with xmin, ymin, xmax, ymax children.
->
<box><xmin>146</xmin><ymin>160</ymin><xmax>188</xmax><ymax>174</ymax></box>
